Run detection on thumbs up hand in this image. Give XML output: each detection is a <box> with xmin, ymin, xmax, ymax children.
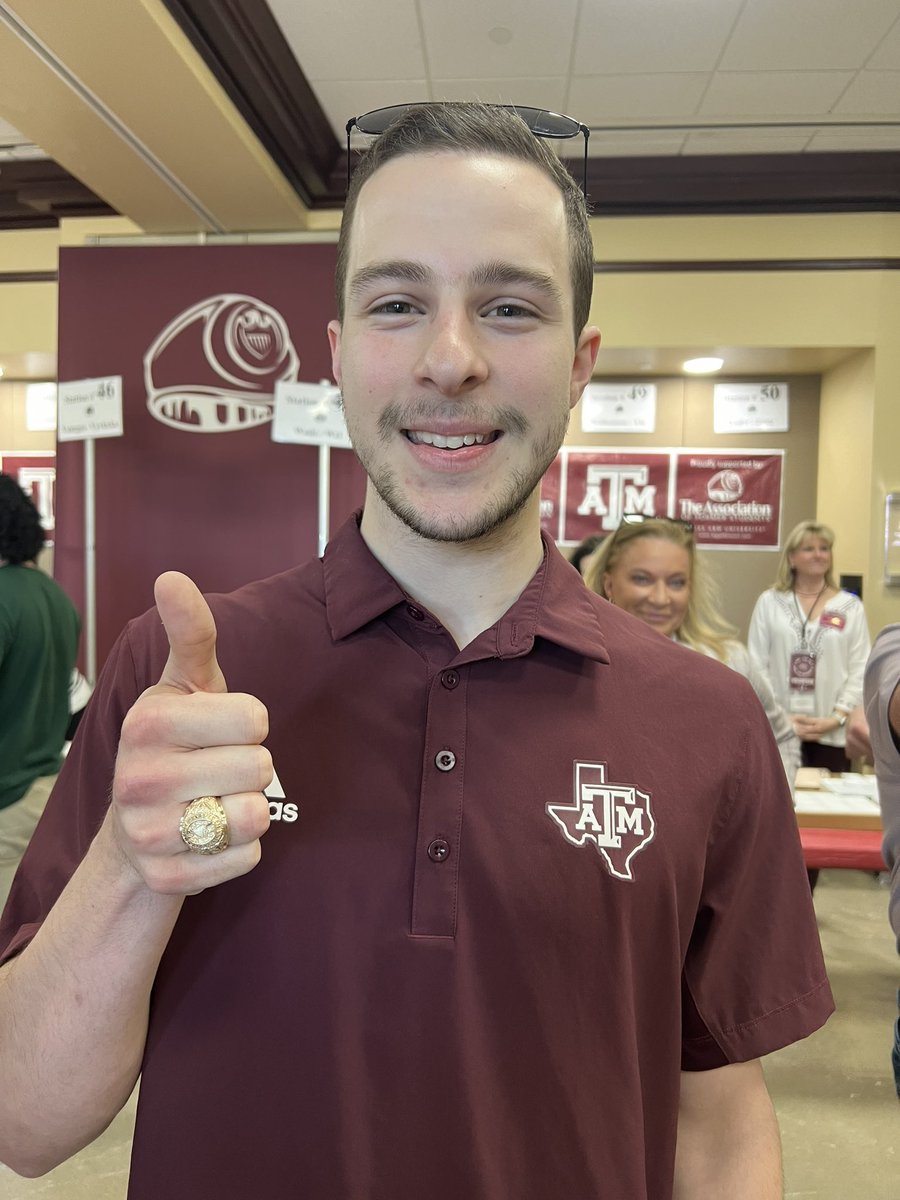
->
<box><xmin>109</xmin><ymin>573</ymin><xmax>272</xmax><ymax>894</ymax></box>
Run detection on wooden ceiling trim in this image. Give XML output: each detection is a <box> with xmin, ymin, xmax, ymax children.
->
<box><xmin>163</xmin><ymin>0</ymin><xmax>345</xmax><ymax>208</ymax></box>
<box><xmin>0</xmin><ymin>161</ymin><xmax>116</xmax><ymax>230</ymax></box>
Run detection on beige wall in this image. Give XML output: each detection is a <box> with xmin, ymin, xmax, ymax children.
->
<box><xmin>1</xmin><ymin>210</ymin><xmax>899</xmax><ymax>635</ymax></box>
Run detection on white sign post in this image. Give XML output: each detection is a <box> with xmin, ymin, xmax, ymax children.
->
<box><xmin>57</xmin><ymin>376</ymin><xmax>124</xmax><ymax>683</ymax></box>
<box><xmin>272</xmin><ymin>381</ymin><xmax>352</xmax><ymax>556</ymax></box>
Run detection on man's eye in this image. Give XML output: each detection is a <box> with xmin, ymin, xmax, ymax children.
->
<box><xmin>373</xmin><ymin>301</ymin><xmax>414</xmax><ymax>315</ymax></box>
<box><xmin>487</xmin><ymin>303</ymin><xmax>535</xmax><ymax>319</ymax></box>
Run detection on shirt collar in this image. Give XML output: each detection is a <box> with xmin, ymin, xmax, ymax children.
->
<box><xmin>323</xmin><ymin>513</ymin><xmax>609</xmax><ymax>665</ymax></box>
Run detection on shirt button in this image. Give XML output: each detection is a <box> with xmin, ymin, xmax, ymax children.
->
<box><xmin>427</xmin><ymin>838</ymin><xmax>451</xmax><ymax>862</ymax></box>
<box><xmin>440</xmin><ymin>669</ymin><xmax>460</xmax><ymax>690</ymax></box>
<box><xmin>406</xmin><ymin>605</ymin><xmax>425</xmax><ymax>621</ymax></box>
<box><xmin>435</xmin><ymin>750</ymin><xmax>456</xmax><ymax>772</ymax></box>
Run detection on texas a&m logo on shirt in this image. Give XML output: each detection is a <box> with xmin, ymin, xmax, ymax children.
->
<box><xmin>546</xmin><ymin>762</ymin><xmax>655</xmax><ymax>882</ymax></box>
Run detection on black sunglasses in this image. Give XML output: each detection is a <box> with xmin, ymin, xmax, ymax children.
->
<box><xmin>345</xmin><ymin>104</ymin><xmax>589</xmax><ymax>197</ymax></box>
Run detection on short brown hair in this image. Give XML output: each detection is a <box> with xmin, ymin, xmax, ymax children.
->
<box><xmin>335</xmin><ymin>102</ymin><xmax>594</xmax><ymax>341</ymax></box>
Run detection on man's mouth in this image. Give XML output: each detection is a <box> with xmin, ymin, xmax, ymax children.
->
<box><xmin>405</xmin><ymin>430</ymin><xmax>500</xmax><ymax>449</ymax></box>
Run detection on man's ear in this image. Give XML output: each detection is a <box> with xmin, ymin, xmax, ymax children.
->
<box><xmin>327</xmin><ymin>320</ymin><xmax>343</xmax><ymax>385</ymax></box>
<box><xmin>569</xmin><ymin>325</ymin><xmax>601</xmax><ymax>410</ymax></box>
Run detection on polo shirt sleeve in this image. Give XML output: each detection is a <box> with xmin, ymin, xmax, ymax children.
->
<box><xmin>680</xmin><ymin>698</ymin><xmax>834</xmax><ymax>1070</ymax></box>
<box><xmin>0</xmin><ymin>614</ymin><xmax>151</xmax><ymax>964</ymax></box>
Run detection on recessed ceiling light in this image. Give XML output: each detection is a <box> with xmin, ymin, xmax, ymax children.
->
<box><xmin>682</xmin><ymin>356</ymin><xmax>724</xmax><ymax>375</ymax></box>
<box><xmin>0</xmin><ymin>366</ymin><xmax>5</xmax><ymax>378</ymax></box>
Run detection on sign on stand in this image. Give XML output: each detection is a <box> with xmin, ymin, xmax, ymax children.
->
<box><xmin>56</xmin><ymin>376</ymin><xmax>124</xmax><ymax>683</ymax></box>
<box><xmin>57</xmin><ymin>376</ymin><xmax>124</xmax><ymax>442</ymax></box>
<box><xmin>272</xmin><ymin>381</ymin><xmax>352</xmax><ymax>555</ymax></box>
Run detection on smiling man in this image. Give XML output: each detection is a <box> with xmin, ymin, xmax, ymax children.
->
<box><xmin>0</xmin><ymin>103</ymin><xmax>832</xmax><ymax>1200</ymax></box>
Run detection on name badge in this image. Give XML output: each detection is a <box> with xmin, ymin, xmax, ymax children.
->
<box><xmin>789</xmin><ymin>651</ymin><xmax>817</xmax><ymax>712</ymax></box>
<box><xmin>820</xmin><ymin>610</ymin><xmax>846</xmax><ymax>631</ymax></box>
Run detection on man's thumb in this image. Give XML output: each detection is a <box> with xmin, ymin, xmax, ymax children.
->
<box><xmin>154</xmin><ymin>571</ymin><xmax>226</xmax><ymax>694</ymax></box>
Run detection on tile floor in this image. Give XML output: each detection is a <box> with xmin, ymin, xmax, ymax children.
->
<box><xmin>0</xmin><ymin>870</ymin><xmax>897</xmax><ymax>1199</ymax></box>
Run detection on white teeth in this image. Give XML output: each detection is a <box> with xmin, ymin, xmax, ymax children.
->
<box><xmin>409</xmin><ymin>431</ymin><xmax>489</xmax><ymax>448</ymax></box>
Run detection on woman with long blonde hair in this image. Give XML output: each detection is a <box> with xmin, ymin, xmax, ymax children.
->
<box><xmin>586</xmin><ymin>516</ymin><xmax>799</xmax><ymax>780</ymax></box>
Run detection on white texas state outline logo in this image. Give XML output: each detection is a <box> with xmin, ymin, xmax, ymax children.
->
<box><xmin>546</xmin><ymin>761</ymin><xmax>655</xmax><ymax>882</ymax></box>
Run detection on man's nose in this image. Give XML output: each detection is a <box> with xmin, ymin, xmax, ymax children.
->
<box><xmin>414</xmin><ymin>311</ymin><xmax>489</xmax><ymax>395</ymax></box>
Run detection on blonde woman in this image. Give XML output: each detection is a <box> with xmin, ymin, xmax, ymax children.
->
<box><xmin>586</xmin><ymin>516</ymin><xmax>800</xmax><ymax>782</ymax></box>
<box><xmin>748</xmin><ymin>520</ymin><xmax>871</xmax><ymax>773</ymax></box>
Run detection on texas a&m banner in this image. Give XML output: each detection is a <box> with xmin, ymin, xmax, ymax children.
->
<box><xmin>541</xmin><ymin>447</ymin><xmax>783</xmax><ymax>549</ymax></box>
<box><xmin>56</xmin><ymin>244</ymin><xmax>366</xmax><ymax>667</ymax></box>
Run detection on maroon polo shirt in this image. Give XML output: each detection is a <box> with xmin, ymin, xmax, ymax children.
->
<box><xmin>1</xmin><ymin>513</ymin><xmax>833</xmax><ymax>1199</ymax></box>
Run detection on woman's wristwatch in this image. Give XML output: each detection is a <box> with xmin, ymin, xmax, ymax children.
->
<box><xmin>832</xmin><ymin>710</ymin><xmax>848</xmax><ymax>728</ymax></box>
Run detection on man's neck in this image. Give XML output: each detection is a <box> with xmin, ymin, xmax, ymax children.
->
<box><xmin>359</xmin><ymin>495</ymin><xmax>545</xmax><ymax>649</ymax></box>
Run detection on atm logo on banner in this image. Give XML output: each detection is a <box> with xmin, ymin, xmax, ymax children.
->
<box><xmin>546</xmin><ymin>761</ymin><xmax>655</xmax><ymax>882</ymax></box>
<box><xmin>144</xmin><ymin>293</ymin><xmax>301</xmax><ymax>433</ymax></box>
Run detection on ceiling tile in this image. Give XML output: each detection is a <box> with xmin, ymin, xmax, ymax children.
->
<box><xmin>700</xmin><ymin>71</ymin><xmax>855</xmax><ymax>116</ymax></box>
<box><xmin>833</xmin><ymin>71</ymin><xmax>900</xmax><ymax>114</ymax></box>
<box><xmin>721</xmin><ymin>0</ymin><xmax>899</xmax><ymax>70</ymax></box>
<box><xmin>682</xmin><ymin>130</ymin><xmax>814</xmax><ymax>154</ymax></box>
<box><xmin>573</xmin><ymin>0</ymin><xmax>743</xmax><ymax>74</ymax></box>
<box><xmin>0</xmin><ymin>117</ymin><xmax>27</xmax><ymax>142</ymax></box>
<box><xmin>268</xmin><ymin>0</ymin><xmax>426</xmax><ymax>81</ymax></box>
<box><xmin>420</xmin><ymin>0</ymin><xmax>579</xmax><ymax>78</ymax></box>
<box><xmin>809</xmin><ymin>128</ymin><xmax>900</xmax><ymax>150</ymax></box>
<box><xmin>570</xmin><ymin>73</ymin><xmax>710</xmax><ymax>123</ymax></box>
<box><xmin>429</xmin><ymin>78</ymin><xmax>569</xmax><ymax>112</ymax></box>
<box><xmin>866</xmin><ymin>17</ymin><xmax>900</xmax><ymax>68</ymax></box>
<box><xmin>588</xmin><ymin>131</ymin><xmax>687</xmax><ymax>156</ymax></box>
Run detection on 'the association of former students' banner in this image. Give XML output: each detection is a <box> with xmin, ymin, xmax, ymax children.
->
<box><xmin>56</xmin><ymin>244</ymin><xmax>366</xmax><ymax>668</ymax></box>
<box><xmin>541</xmin><ymin>447</ymin><xmax>783</xmax><ymax>549</ymax></box>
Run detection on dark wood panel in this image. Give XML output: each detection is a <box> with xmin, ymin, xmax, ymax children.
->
<box><xmin>595</xmin><ymin>257</ymin><xmax>900</xmax><ymax>274</ymax></box>
<box><xmin>582</xmin><ymin>151</ymin><xmax>900</xmax><ymax>215</ymax></box>
<box><xmin>0</xmin><ymin>160</ymin><xmax>116</xmax><ymax>230</ymax></box>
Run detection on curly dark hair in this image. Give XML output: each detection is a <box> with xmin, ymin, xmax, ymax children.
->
<box><xmin>0</xmin><ymin>473</ymin><xmax>46</xmax><ymax>564</ymax></box>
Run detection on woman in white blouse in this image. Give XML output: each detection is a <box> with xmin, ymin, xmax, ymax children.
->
<box><xmin>748</xmin><ymin>520</ymin><xmax>871</xmax><ymax>774</ymax></box>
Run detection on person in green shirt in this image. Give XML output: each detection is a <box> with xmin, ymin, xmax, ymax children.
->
<box><xmin>0</xmin><ymin>473</ymin><xmax>80</xmax><ymax>910</ymax></box>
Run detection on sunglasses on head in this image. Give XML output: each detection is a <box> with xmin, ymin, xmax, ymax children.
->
<box><xmin>345</xmin><ymin>103</ymin><xmax>590</xmax><ymax>196</ymax></box>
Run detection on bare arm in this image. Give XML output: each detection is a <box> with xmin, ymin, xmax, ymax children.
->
<box><xmin>674</xmin><ymin>1060</ymin><xmax>782</xmax><ymax>1199</ymax></box>
<box><xmin>0</xmin><ymin>574</ymin><xmax>271</xmax><ymax>1177</ymax></box>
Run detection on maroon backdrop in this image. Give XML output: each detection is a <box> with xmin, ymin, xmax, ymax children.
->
<box><xmin>56</xmin><ymin>244</ymin><xmax>366</xmax><ymax>668</ymax></box>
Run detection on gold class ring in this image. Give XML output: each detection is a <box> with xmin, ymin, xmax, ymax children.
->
<box><xmin>179</xmin><ymin>796</ymin><xmax>229</xmax><ymax>855</ymax></box>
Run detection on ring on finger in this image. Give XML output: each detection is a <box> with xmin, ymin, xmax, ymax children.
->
<box><xmin>179</xmin><ymin>795</ymin><xmax>229</xmax><ymax>855</ymax></box>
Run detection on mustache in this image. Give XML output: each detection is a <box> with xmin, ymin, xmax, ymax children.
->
<box><xmin>375</xmin><ymin>401</ymin><xmax>529</xmax><ymax>440</ymax></box>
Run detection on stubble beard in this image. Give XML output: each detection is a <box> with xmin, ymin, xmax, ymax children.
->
<box><xmin>347</xmin><ymin>398</ymin><xmax>571</xmax><ymax>545</ymax></box>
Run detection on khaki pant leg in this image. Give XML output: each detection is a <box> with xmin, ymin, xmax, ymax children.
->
<box><xmin>0</xmin><ymin>773</ymin><xmax>57</xmax><ymax>915</ymax></box>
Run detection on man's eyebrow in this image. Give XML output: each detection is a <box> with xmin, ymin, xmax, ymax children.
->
<box><xmin>469</xmin><ymin>262</ymin><xmax>564</xmax><ymax>305</ymax></box>
<box><xmin>348</xmin><ymin>261</ymin><xmax>434</xmax><ymax>299</ymax></box>
<box><xmin>347</xmin><ymin>259</ymin><xmax>565</xmax><ymax>307</ymax></box>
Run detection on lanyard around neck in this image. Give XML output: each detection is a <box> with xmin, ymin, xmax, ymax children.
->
<box><xmin>792</xmin><ymin>584</ymin><xmax>826</xmax><ymax>647</ymax></box>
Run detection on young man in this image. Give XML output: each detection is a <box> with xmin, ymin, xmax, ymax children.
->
<box><xmin>0</xmin><ymin>104</ymin><xmax>832</xmax><ymax>1198</ymax></box>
